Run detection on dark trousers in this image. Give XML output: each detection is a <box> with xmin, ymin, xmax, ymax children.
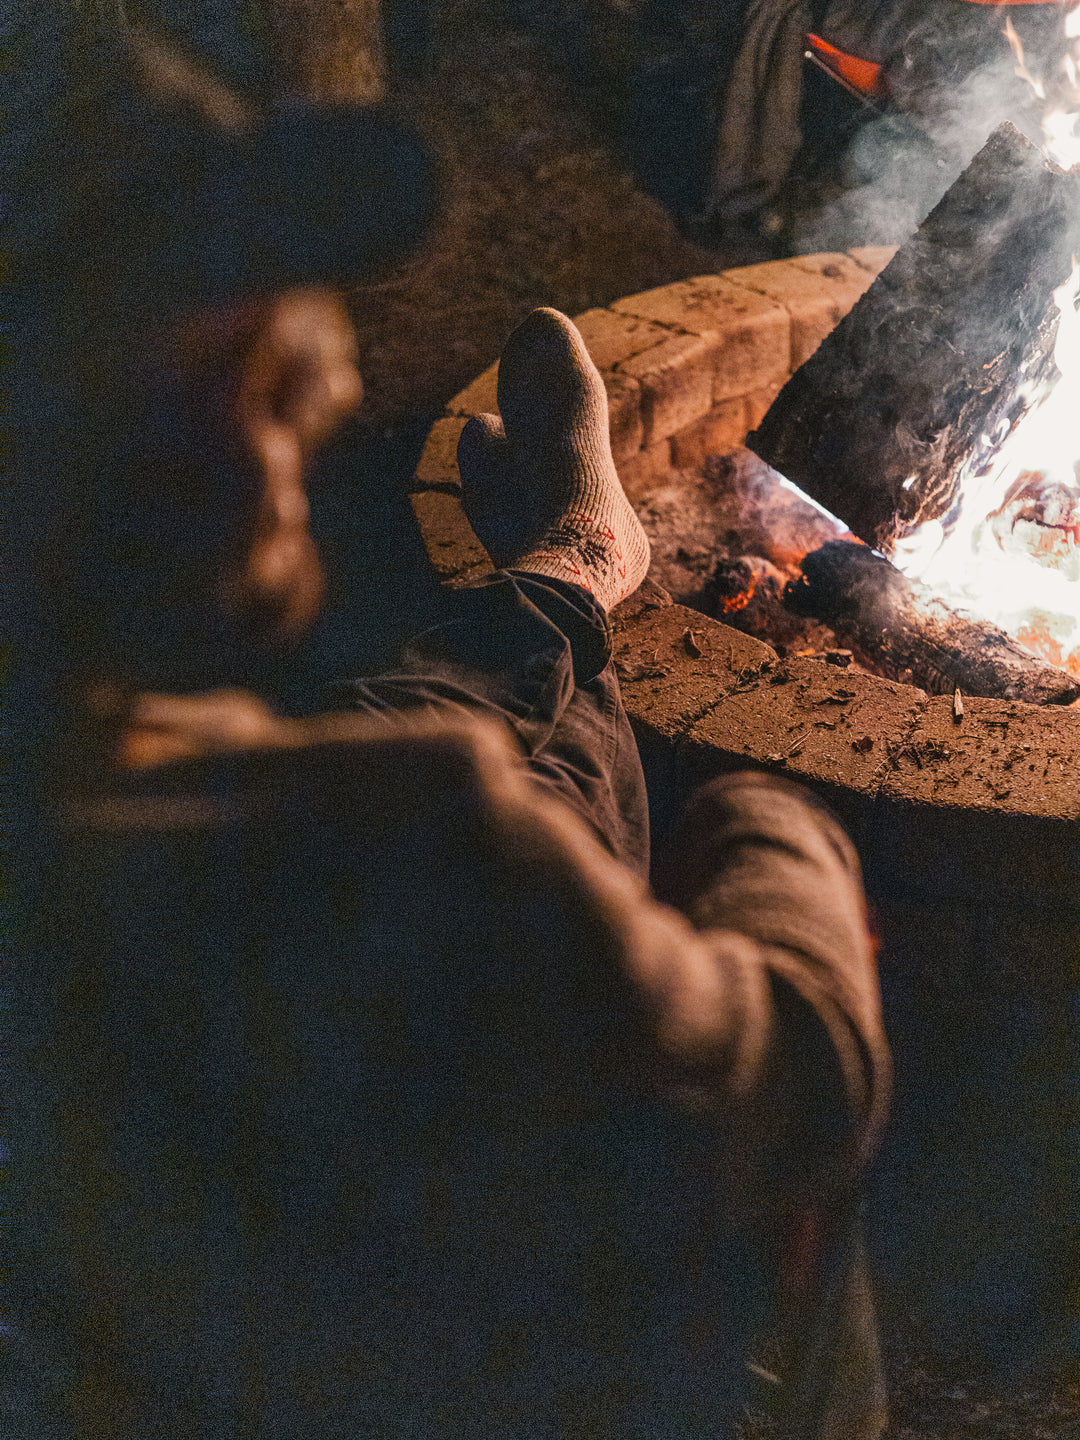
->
<box><xmin>22</xmin><ymin>572</ymin><xmax>886</xmax><ymax>1439</ymax></box>
<box><xmin>329</xmin><ymin>568</ymin><xmax>888</xmax><ymax>1439</ymax></box>
<box><xmin>331</xmin><ymin>570</ymin><xmax>651</xmax><ymax>876</ymax></box>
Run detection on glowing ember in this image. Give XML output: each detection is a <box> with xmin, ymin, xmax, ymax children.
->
<box><xmin>720</xmin><ymin>581</ymin><xmax>755</xmax><ymax>615</ymax></box>
<box><xmin>894</xmin><ymin>263</ymin><xmax>1080</xmax><ymax>678</ymax></box>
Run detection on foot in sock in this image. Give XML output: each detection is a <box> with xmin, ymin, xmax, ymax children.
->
<box><xmin>457</xmin><ymin>307</ymin><xmax>650</xmax><ymax>611</ymax></box>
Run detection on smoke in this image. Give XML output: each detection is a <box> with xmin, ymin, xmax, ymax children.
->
<box><xmin>793</xmin><ymin>7</ymin><xmax>1070</xmax><ymax>254</ymax></box>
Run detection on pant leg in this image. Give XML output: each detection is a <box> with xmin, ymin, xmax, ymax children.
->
<box><xmin>653</xmin><ymin>770</ymin><xmax>891</xmax><ymax>1440</ymax></box>
<box><xmin>328</xmin><ymin>569</ymin><xmax>650</xmax><ymax>876</ymax></box>
<box><xmin>654</xmin><ymin>770</ymin><xmax>889</xmax><ymax>1171</ymax></box>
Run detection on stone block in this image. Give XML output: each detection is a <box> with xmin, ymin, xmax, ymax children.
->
<box><xmin>847</xmin><ymin>245</ymin><xmax>899</xmax><ymax>276</ymax></box>
<box><xmin>744</xmin><ymin>381</ymin><xmax>784</xmax><ymax>430</ymax></box>
<box><xmin>573</xmin><ymin>307</ymin><xmax>671</xmax><ymax>373</ymax></box>
<box><xmin>669</xmin><ymin>399</ymin><xmax>749</xmax><ymax>468</ymax></box>
<box><xmin>617</xmin><ymin>331</ymin><xmax>716</xmax><ymax>444</ymax></box>
<box><xmin>876</xmin><ymin>693</ymin><xmax>1080</xmax><ymax>820</ymax></box>
<box><xmin>613</xmin><ymin>604</ymin><xmax>777</xmax><ymax>745</ymax></box>
<box><xmin>683</xmin><ymin>657</ymin><xmax>925</xmax><ymax>797</ymax></box>
<box><xmin>725</xmin><ymin>253</ymin><xmax>877</xmax><ymax>368</ymax></box>
<box><xmin>612</xmin><ymin>276</ymin><xmax>789</xmax><ymax>403</ymax></box>
<box><xmin>617</xmin><ymin>438</ymin><xmax>674</xmax><ymax>502</ymax></box>
<box><xmin>412</xmin><ymin>415</ymin><xmax>467</xmax><ymax>489</ymax></box>
<box><xmin>446</xmin><ymin>360</ymin><xmax>499</xmax><ymax>417</ymax></box>
<box><xmin>408</xmin><ymin>488</ymin><xmax>492</xmax><ymax>579</ymax></box>
<box><xmin>611</xmin><ymin>576</ymin><xmax>673</xmax><ymax>631</ymax></box>
<box><xmin>604</xmin><ymin>371</ymin><xmax>645</xmax><ymax>462</ymax></box>
<box><xmin>709</xmin><ymin>306</ymin><xmax>790</xmax><ymax>404</ymax></box>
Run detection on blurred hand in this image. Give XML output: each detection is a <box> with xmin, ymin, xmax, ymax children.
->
<box><xmin>119</xmin><ymin>688</ymin><xmax>294</xmax><ymax>768</ymax></box>
<box><xmin>236</xmin><ymin>289</ymin><xmax>364</xmax><ymax>459</ymax></box>
<box><xmin>163</xmin><ymin>287</ymin><xmax>364</xmax><ymax>647</ymax></box>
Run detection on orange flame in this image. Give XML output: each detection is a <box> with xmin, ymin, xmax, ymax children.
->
<box><xmin>893</xmin><ymin>262</ymin><xmax>1080</xmax><ymax>679</ymax></box>
<box><xmin>1004</xmin><ymin>16</ymin><xmax>1047</xmax><ymax>100</ymax></box>
<box><xmin>721</xmin><ymin>578</ymin><xmax>756</xmax><ymax>614</ymax></box>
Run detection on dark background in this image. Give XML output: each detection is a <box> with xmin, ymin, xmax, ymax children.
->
<box><xmin>9</xmin><ymin>4</ymin><xmax>1078</xmax><ymax>1435</ymax></box>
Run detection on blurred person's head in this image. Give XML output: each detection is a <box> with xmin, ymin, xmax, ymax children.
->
<box><xmin>26</xmin><ymin>21</ymin><xmax>435</xmax><ymax>704</ymax></box>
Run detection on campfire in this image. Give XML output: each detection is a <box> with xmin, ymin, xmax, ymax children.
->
<box><xmin>749</xmin><ymin>120</ymin><xmax>1080</xmax><ymax>705</ymax></box>
<box><xmin>419</xmin><ymin>11</ymin><xmax>1080</xmax><ymax>724</ymax></box>
<box><xmin>892</xmin><ymin>259</ymin><xmax>1080</xmax><ymax>685</ymax></box>
<box><xmin>636</xmin><ymin>442</ymin><xmax>1078</xmax><ymax>707</ymax></box>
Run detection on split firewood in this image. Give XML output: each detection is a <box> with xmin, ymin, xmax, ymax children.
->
<box><xmin>748</xmin><ymin>123</ymin><xmax>1080</xmax><ymax>553</ymax></box>
<box><xmin>784</xmin><ymin>541</ymin><xmax>1080</xmax><ymax>705</ymax></box>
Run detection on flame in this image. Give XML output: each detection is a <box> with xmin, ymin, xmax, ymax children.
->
<box><xmin>893</xmin><ymin>263</ymin><xmax>1080</xmax><ymax>678</ymax></box>
<box><xmin>890</xmin><ymin>10</ymin><xmax>1080</xmax><ymax>680</ymax></box>
<box><xmin>1004</xmin><ymin>17</ymin><xmax>1046</xmax><ymax>102</ymax></box>
<box><xmin>1004</xmin><ymin>8</ymin><xmax>1080</xmax><ymax>167</ymax></box>
<box><xmin>721</xmin><ymin>578</ymin><xmax>756</xmax><ymax>614</ymax></box>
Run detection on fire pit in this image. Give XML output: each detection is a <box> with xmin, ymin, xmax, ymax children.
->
<box><xmin>408</xmin><ymin>244</ymin><xmax>1080</xmax><ymax>831</ymax></box>
<box><xmin>409</xmin><ymin>244</ymin><xmax>1076</xmax><ymax>1364</ymax></box>
<box><xmin>752</xmin><ymin>124</ymin><xmax>1080</xmax><ymax>706</ymax></box>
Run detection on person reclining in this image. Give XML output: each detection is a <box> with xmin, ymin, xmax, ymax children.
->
<box><xmin>21</xmin><ymin>25</ymin><xmax>892</xmax><ymax>1440</ymax></box>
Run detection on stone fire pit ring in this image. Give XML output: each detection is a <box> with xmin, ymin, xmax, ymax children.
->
<box><xmin>408</xmin><ymin>251</ymin><xmax>1080</xmax><ymax>836</ymax></box>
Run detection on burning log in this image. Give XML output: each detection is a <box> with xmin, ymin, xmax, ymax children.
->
<box><xmin>986</xmin><ymin>471</ymin><xmax>1080</xmax><ymax>578</ymax></box>
<box><xmin>699</xmin><ymin>554</ymin><xmax>841</xmax><ymax>653</ymax></box>
<box><xmin>785</xmin><ymin>541</ymin><xmax>1080</xmax><ymax>705</ymax></box>
<box><xmin>747</xmin><ymin>122</ymin><xmax>1080</xmax><ymax>553</ymax></box>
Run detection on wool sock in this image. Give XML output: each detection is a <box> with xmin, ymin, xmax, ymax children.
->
<box><xmin>457</xmin><ymin>307</ymin><xmax>650</xmax><ymax>611</ymax></box>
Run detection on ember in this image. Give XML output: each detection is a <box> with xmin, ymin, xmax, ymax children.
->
<box><xmin>637</xmin><ymin>451</ymin><xmax>855</xmax><ymax>657</ymax></box>
<box><xmin>708</xmin><ymin>557</ymin><xmax>757</xmax><ymax>614</ymax></box>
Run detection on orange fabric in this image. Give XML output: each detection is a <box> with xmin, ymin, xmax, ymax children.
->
<box><xmin>806</xmin><ymin>34</ymin><xmax>884</xmax><ymax>98</ymax></box>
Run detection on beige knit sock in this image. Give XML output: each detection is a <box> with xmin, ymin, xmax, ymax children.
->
<box><xmin>457</xmin><ymin>307</ymin><xmax>650</xmax><ymax>611</ymax></box>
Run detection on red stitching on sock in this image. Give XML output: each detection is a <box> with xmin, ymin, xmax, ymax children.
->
<box><xmin>566</xmin><ymin>560</ymin><xmax>593</xmax><ymax>593</ymax></box>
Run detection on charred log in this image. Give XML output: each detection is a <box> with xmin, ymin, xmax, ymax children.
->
<box><xmin>784</xmin><ymin>541</ymin><xmax>1080</xmax><ymax>704</ymax></box>
<box><xmin>707</xmin><ymin>555</ymin><xmax>763</xmax><ymax>615</ymax></box>
<box><xmin>701</xmin><ymin>554</ymin><xmax>836</xmax><ymax>652</ymax></box>
<box><xmin>747</xmin><ymin>123</ymin><xmax>1080</xmax><ymax>553</ymax></box>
